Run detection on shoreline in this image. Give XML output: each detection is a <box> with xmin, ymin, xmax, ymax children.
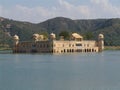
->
<box><xmin>0</xmin><ymin>47</ymin><xmax>12</xmax><ymax>51</ymax></box>
<box><xmin>0</xmin><ymin>46</ymin><xmax>120</xmax><ymax>51</ymax></box>
<box><xmin>105</xmin><ymin>46</ymin><xmax>120</xmax><ymax>50</ymax></box>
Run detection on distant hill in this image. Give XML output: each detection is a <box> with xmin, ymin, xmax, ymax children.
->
<box><xmin>38</xmin><ymin>17</ymin><xmax>120</xmax><ymax>46</ymax></box>
<box><xmin>0</xmin><ymin>17</ymin><xmax>120</xmax><ymax>48</ymax></box>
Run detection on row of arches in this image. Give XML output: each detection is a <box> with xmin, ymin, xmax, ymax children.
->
<box><xmin>53</xmin><ymin>48</ymin><xmax>97</xmax><ymax>53</ymax></box>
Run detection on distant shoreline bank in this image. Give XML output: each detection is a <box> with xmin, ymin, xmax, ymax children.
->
<box><xmin>105</xmin><ymin>46</ymin><xmax>120</xmax><ymax>50</ymax></box>
<box><xmin>0</xmin><ymin>47</ymin><xmax>11</xmax><ymax>51</ymax></box>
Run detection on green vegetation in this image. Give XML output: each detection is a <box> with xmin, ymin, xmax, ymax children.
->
<box><xmin>59</xmin><ymin>31</ymin><xmax>70</xmax><ymax>40</ymax></box>
<box><xmin>105</xmin><ymin>46</ymin><xmax>120</xmax><ymax>50</ymax></box>
<box><xmin>0</xmin><ymin>17</ymin><xmax>120</xmax><ymax>49</ymax></box>
<box><xmin>83</xmin><ymin>32</ymin><xmax>94</xmax><ymax>40</ymax></box>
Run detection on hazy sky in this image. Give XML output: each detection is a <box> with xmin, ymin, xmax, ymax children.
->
<box><xmin>0</xmin><ymin>0</ymin><xmax>120</xmax><ymax>23</ymax></box>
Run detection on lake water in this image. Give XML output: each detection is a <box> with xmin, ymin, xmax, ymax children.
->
<box><xmin>0</xmin><ymin>51</ymin><xmax>120</xmax><ymax>90</ymax></box>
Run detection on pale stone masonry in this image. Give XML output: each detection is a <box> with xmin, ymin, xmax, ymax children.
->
<box><xmin>13</xmin><ymin>33</ymin><xmax>104</xmax><ymax>53</ymax></box>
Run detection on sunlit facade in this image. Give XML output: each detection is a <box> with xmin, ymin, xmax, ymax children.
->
<box><xmin>13</xmin><ymin>33</ymin><xmax>104</xmax><ymax>53</ymax></box>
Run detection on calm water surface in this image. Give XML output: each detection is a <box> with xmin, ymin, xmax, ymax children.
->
<box><xmin>0</xmin><ymin>51</ymin><xmax>120</xmax><ymax>90</ymax></box>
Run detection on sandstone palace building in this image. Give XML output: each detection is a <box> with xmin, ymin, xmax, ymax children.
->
<box><xmin>13</xmin><ymin>33</ymin><xmax>104</xmax><ymax>53</ymax></box>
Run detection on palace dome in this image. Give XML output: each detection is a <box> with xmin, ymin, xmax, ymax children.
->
<box><xmin>99</xmin><ymin>34</ymin><xmax>104</xmax><ymax>39</ymax></box>
<box><xmin>13</xmin><ymin>35</ymin><xmax>19</xmax><ymax>40</ymax></box>
<box><xmin>50</xmin><ymin>33</ymin><xmax>56</xmax><ymax>39</ymax></box>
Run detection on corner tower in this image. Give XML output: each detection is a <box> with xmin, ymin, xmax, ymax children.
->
<box><xmin>13</xmin><ymin>35</ymin><xmax>19</xmax><ymax>46</ymax></box>
<box><xmin>98</xmin><ymin>34</ymin><xmax>104</xmax><ymax>52</ymax></box>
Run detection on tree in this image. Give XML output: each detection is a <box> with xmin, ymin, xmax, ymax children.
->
<box><xmin>59</xmin><ymin>31</ymin><xmax>70</xmax><ymax>40</ymax></box>
<box><xmin>84</xmin><ymin>32</ymin><xmax>94</xmax><ymax>40</ymax></box>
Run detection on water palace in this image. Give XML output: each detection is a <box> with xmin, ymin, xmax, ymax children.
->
<box><xmin>13</xmin><ymin>33</ymin><xmax>104</xmax><ymax>53</ymax></box>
